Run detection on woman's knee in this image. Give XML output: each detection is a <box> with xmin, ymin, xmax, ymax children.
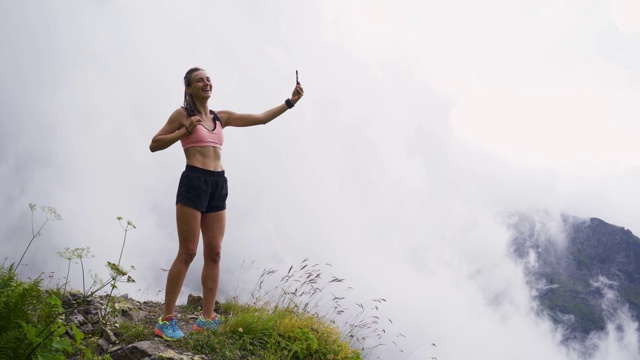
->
<box><xmin>177</xmin><ymin>247</ymin><xmax>198</xmax><ymax>264</ymax></box>
<box><xmin>204</xmin><ymin>248</ymin><xmax>222</xmax><ymax>264</ymax></box>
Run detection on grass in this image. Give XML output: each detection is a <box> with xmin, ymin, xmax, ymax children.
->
<box><xmin>1</xmin><ymin>204</ymin><xmax>400</xmax><ymax>359</ymax></box>
<box><xmin>114</xmin><ymin>320</ymin><xmax>155</xmax><ymax>343</ymax></box>
<box><xmin>158</xmin><ymin>258</ymin><xmax>401</xmax><ymax>359</ymax></box>
<box><xmin>176</xmin><ymin>302</ymin><xmax>361</xmax><ymax>359</ymax></box>
<box><xmin>620</xmin><ymin>286</ymin><xmax>640</xmax><ymax>314</ymax></box>
<box><xmin>538</xmin><ymin>280</ymin><xmax>607</xmax><ymax>335</ymax></box>
<box><xmin>234</xmin><ymin>259</ymin><xmax>401</xmax><ymax>357</ymax></box>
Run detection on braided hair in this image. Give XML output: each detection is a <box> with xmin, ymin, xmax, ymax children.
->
<box><xmin>182</xmin><ymin>67</ymin><xmax>204</xmax><ymax>118</ymax></box>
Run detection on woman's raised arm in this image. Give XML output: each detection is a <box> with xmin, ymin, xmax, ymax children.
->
<box><xmin>220</xmin><ymin>84</ymin><xmax>304</xmax><ymax>128</ymax></box>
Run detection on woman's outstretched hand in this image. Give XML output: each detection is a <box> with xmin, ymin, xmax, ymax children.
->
<box><xmin>291</xmin><ymin>84</ymin><xmax>304</xmax><ymax>105</ymax></box>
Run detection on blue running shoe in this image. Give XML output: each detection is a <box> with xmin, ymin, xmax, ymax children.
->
<box><xmin>154</xmin><ymin>315</ymin><xmax>185</xmax><ymax>341</ymax></box>
<box><xmin>193</xmin><ymin>314</ymin><xmax>221</xmax><ymax>331</ymax></box>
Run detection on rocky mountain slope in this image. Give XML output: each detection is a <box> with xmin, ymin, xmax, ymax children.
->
<box><xmin>63</xmin><ymin>292</ymin><xmax>215</xmax><ymax>359</ymax></box>
<box><xmin>510</xmin><ymin>214</ymin><xmax>640</xmax><ymax>348</ymax></box>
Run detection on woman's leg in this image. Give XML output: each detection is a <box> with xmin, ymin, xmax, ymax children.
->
<box><xmin>200</xmin><ymin>210</ymin><xmax>226</xmax><ymax>318</ymax></box>
<box><xmin>162</xmin><ymin>204</ymin><xmax>202</xmax><ymax>318</ymax></box>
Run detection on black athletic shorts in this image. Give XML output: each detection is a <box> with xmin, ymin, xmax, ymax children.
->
<box><xmin>176</xmin><ymin>164</ymin><xmax>228</xmax><ymax>213</ymax></box>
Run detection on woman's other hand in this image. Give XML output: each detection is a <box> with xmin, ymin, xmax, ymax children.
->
<box><xmin>185</xmin><ymin>115</ymin><xmax>203</xmax><ymax>133</ymax></box>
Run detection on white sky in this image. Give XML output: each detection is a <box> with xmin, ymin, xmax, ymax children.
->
<box><xmin>1</xmin><ymin>1</ymin><xmax>639</xmax><ymax>359</ymax></box>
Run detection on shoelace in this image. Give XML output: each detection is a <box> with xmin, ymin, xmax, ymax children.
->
<box><xmin>169</xmin><ymin>318</ymin><xmax>180</xmax><ymax>331</ymax></box>
<box><xmin>200</xmin><ymin>316</ymin><xmax>220</xmax><ymax>327</ymax></box>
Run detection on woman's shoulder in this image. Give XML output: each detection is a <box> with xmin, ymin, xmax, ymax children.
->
<box><xmin>213</xmin><ymin>110</ymin><xmax>229</xmax><ymax>124</ymax></box>
<box><xmin>170</xmin><ymin>107</ymin><xmax>189</xmax><ymax>118</ymax></box>
<box><xmin>162</xmin><ymin>108</ymin><xmax>188</xmax><ymax>127</ymax></box>
<box><xmin>215</xmin><ymin>109</ymin><xmax>235</xmax><ymax>121</ymax></box>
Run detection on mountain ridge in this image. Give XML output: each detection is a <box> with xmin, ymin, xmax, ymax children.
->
<box><xmin>510</xmin><ymin>213</ymin><xmax>640</xmax><ymax>352</ymax></box>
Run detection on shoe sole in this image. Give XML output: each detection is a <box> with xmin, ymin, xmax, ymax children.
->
<box><xmin>154</xmin><ymin>327</ymin><xmax>183</xmax><ymax>341</ymax></box>
<box><xmin>193</xmin><ymin>324</ymin><xmax>219</xmax><ymax>331</ymax></box>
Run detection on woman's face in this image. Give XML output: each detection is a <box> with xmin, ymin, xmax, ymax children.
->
<box><xmin>188</xmin><ymin>70</ymin><xmax>212</xmax><ymax>99</ymax></box>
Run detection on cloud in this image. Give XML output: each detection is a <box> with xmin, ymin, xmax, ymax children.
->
<box><xmin>451</xmin><ymin>84</ymin><xmax>637</xmax><ymax>167</ymax></box>
<box><xmin>610</xmin><ymin>0</ymin><xmax>640</xmax><ymax>32</ymax></box>
<box><xmin>541</xmin><ymin>4</ymin><xmax>567</xmax><ymax>23</ymax></box>
<box><xmin>1</xmin><ymin>1</ymin><xmax>639</xmax><ymax>359</ymax></box>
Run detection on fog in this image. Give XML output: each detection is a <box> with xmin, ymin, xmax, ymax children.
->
<box><xmin>1</xmin><ymin>1</ymin><xmax>639</xmax><ymax>359</ymax></box>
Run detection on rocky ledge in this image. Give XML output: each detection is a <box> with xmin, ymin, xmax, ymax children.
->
<box><xmin>63</xmin><ymin>292</ymin><xmax>221</xmax><ymax>359</ymax></box>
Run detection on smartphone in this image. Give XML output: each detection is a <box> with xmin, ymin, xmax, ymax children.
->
<box><xmin>296</xmin><ymin>70</ymin><xmax>300</xmax><ymax>85</ymax></box>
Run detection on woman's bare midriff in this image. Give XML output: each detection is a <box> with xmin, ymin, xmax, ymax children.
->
<box><xmin>184</xmin><ymin>146</ymin><xmax>224</xmax><ymax>171</ymax></box>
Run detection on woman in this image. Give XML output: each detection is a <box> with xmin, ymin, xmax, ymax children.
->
<box><xmin>149</xmin><ymin>67</ymin><xmax>304</xmax><ymax>340</ymax></box>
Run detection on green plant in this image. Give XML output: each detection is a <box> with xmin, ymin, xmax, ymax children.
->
<box><xmin>114</xmin><ymin>320</ymin><xmax>153</xmax><ymax>343</ymax></box>
<box><xmin>180</xmin><ymin>259</ymin><xmax>404</xmax><ymax>359</ymax></box>
<box><xmin>0</xmin><ymin>264</ymin><xmax>75</xmax><ymax>360</ymax></box>
<box><xmin>177</xmin><ymin>303</ymin><xmax>361</xmax><ymax>360</ymax></box>
<box><xmin>268</xmin><ymin>308</ymin><xmax>360</xmax><ymax>360</ymax></box>
<box><xmin>95</xmin><ymin>217</ymin><xmax>136</xmax><ymax>351</ymax></box>
<box><xmin>5</xmin><ymin>202</ymin><xmax>396</xmax><ymax>359</ymax></box>
<box><xmin>57</xmin><ymin>247</ymin><xmax>94</xmax><ymax>296</ymax></box>
<box><xmin>16</xmin><ymin>203</ymin><xmax>62</xmax><ymax>270</ymax></box>
<box><xmin>0</xmin><ymin>204</ymin><xmax>74</xmax><ymax>359</ymax></box>
<box><xmin>12</xmin><ymin>210</ymin><xmax>137</xmax><ymax>359</ymax></box>
<box><xmin>240</xmin><ymin>259</ymin><xmax>399</xmax><ymax>357</ymax></box>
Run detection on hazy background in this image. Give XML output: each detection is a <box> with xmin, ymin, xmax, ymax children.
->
<box><xmin>1</xmin><ymin>1</ymin><xmax>639</xmax><ymax>359</ymax></box>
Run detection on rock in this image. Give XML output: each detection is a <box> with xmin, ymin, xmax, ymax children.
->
<box><xmin>98</xmin><ymin>338</ymin><xmax>111</xmax><ymax>353</ymax></box>
<box><xmin>62</xmin><ymin>291</ymin><xmax>83</xmax><ymax>308</ymax></box>
<box><xmin>117</xmin><ymin>300</ymin><xmax>155</xmax><ymax>323</ymax></box>
<box><xmin>186</xmin><ymin>294</ymin><xmax>203</xmax><ymax>309</ymax></box>
<box><xmin>109</xmin><ymin>344</ymin><xmax>125</xmax><ymax>354</ymax></box>
<box><xmin>109</xmin><ymin>340</ymin><xmax>210</xmax><ymax>360</ymax></box>
<box><xmin>186</xmin><ymin>294</ymin><xmax>223</xmax><ymax>315</ymax></box>
<box><xmin>80</xmin><ymin>323</ymin><xmax>94</xmax><ymax>334</ymax></box>
<box><xmin>101</xmin><ymin>326</ymin><xmax>118</xmax><ymax>344</ymax></box>
<box><xmin>511</xmin><ymin>214</ymin><xmax>640</xmax><ymax>347</ymax></box>
<box><xmin>69</xmin><ymin>311</ymin><xmax>87</xmax><ymax>326</ymax></box>
<box><xmin>59</xmin><ymin>293</ymin><xmax>217</xmax><ymax>359</ymax></box>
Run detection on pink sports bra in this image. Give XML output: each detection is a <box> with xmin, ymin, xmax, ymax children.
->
<box><xmin>180</xmin><ymin>110</ymin><xmax>224</xmax><ymax>150</ymax></box>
